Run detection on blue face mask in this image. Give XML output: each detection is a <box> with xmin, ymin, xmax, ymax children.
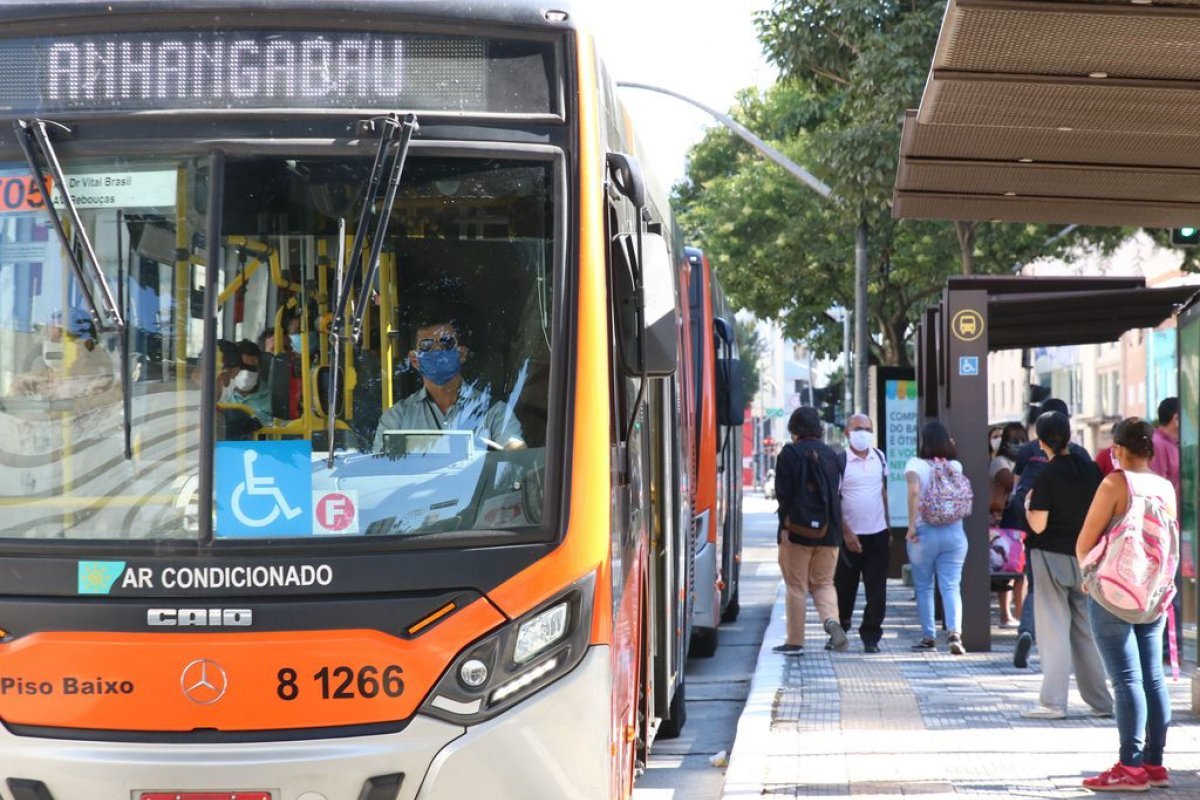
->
<box><xmin>289</xmin><ymin>333</ymin><xmax>303</xmax><ymax>352</ymax></box>
<box><xmin>416</xmin><ymin>348</ymin><xmax>461</xmax><ymax>386</ymax></box>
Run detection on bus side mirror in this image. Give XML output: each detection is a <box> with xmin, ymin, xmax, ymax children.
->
<box><xmin>639</xmin><ymin>232</ymin><xmax>678</xmax><ymax>377</ymax></box>
<box><xmin>606</xmin><ymin>152</ymin><xmax>646</xmax><ymax>208</ymax></box>
<box><xmin>613</xmin><ymin>231</ymin><xmax>678</xmax><ymax>378</ymax></box>
<box><xmin>714</xmin><ymin>316</ymin><xmax>735</xmax><ymax>347</ymax></box>
<box><xmin>712</xmin><ymin>316</ymin><xmax>744</xmax><ymax>425</ymax></box>
<box><xmin>716</xmin><ymin>357</ymin><xmax>745</xmax><ymax>426</ymax></box>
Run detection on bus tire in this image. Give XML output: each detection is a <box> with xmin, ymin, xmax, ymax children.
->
<box><xmin>689</xmin><ymin>625</ymin><xmax>718</xmax><ymax>658</ymax></box>
<box><xmin>721</xmin><ymin>588</ymin><xmax>740</xmax><ymax>623</ymax></box>
<box><xmin>657</xmin><ymin>676</ymin><xmax>686</xmax><ymax>739</ymax></box>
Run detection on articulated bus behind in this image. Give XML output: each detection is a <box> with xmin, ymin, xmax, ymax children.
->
<box><xmin>684</xmin><ymin>247</ymin><xmax>745</xmax><ymax>658</ymax></box>
<box><xmin>0</xmin><ymin>2</ymin><xmax>692</xmax><ymax>798</ymax></box>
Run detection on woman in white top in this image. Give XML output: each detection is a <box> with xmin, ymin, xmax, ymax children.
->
<box><xmin>905</xmin><ymin>421</ymin><xmax>969</xmax><ymax>655</ymax></box>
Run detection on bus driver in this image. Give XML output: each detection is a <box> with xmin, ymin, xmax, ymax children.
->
<box><xmin>372</xmin><ymin>318</ymin><xmax>525</xmax><ymax>453</ymax></box>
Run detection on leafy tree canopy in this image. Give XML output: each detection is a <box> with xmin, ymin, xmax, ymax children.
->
<box><xmin>735</xmin><ymin>317</ymin><xmax>765</xmax><ymax>403</ymax></box>
<box><xmin>673</xmin><ymin>0</ymin><xmax>1129</xmax><ymax>367</ymax></box>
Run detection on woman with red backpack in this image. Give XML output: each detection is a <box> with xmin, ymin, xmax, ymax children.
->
<box><xmin>1075</xmin><ymin>418</ymin><xmax>1179</xmax><ymax>792</ymax></box>
<box><xmin>905</xmin><ymin>422</ymin><xmax>972</xmax><ymax>654</ymax></box>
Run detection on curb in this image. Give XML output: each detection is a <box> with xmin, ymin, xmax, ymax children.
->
<box><xmin>719</xmin><ymin>578</ymin><xmax>785</xmax><ymax>799</ymax></box>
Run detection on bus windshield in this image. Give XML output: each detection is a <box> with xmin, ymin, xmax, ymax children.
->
<box><xmin>0</xmin><ymin>151</ymin><xmax>556</xmax><ymax>541</ymax></box>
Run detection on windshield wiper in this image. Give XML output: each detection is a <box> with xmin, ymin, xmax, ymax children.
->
<box><xmin>14</xmin><ymin>120</ymin><xmax>125</xmax><ymax>332</ymax></box>
<box><xmin>16</xmin><ymin>119</ymin><xmax>133</xmax><ymax>460</ymax></box>
<box><xmin>351</xmin><ymin>113</ymin><xmax>418</xmax><ymax>343</ymax></box>
<box><xmin>326</xmin><ymin>112</ymin><xmax>418</xmax><ymax>464</ymax></box>
<box><xmin>325</xmin><ymin>217</ymin><xmax>347</xmax><ymax>470</ymax></box>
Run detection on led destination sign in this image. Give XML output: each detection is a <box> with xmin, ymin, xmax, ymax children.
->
<box><xmin>0</xmin><ymin>31</ymin><xmax>555</xmax><ymax>114</ymax></box>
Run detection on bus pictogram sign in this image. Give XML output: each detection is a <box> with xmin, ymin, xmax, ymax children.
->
<box><xmin>950</xmin><ymin>309</ymin><xmax>984</xmax><ymax>342</ymax></box>
<box><xmin>313</xmin><ymin>491</ymin><xmax>359</xmax><ymax>535</ymax></box>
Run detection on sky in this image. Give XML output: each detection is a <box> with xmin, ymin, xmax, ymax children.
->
<box><xmin>583</xmin><ymin>0</ymin><xmax>777</xmax><ymax>190</ymax></box>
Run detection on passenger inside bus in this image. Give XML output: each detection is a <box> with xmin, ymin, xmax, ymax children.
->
<box><xmin>218</xmin><ymin>339</ymin><xmax>273</xmax><ymax>428</ymax></box>
<box><xmin>372</xmin><ymin>316</ymin><xmax>525</xmax><ymax>454</ymax></box>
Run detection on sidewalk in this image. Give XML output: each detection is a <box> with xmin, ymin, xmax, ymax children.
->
<box><xmin>721</xmin><ymin>566</ymin><xmax>1200</xmax><ymax>799</ymax></box>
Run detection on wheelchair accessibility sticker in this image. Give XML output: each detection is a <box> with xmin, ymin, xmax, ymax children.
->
<box><xmin>216</xmin><ymin>442</ymin><xmax>313</xmax><ymax>537</ymax></box>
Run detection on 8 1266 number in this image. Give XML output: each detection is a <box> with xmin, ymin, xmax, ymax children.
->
<box><xmin>276</xmin><ymin>665</ymin><xmax>404</xmax><ymax>701</ymax></box>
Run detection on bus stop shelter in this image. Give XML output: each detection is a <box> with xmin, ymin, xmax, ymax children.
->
<box><xmin>892</xmin><ymin>0</ymin><xmax>1200</xmax><ymax>653</ymax></box>
<box><xmin>918</xmin><ymin>276</ymin><xmax>1198</xmax><ymax>651</ymax></box>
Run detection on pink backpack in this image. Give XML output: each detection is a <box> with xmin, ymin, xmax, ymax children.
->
<box><xmin>1081</xmin><ymin>471</ymin><xmax>1179</xmax><ymax>625</ymax></box>
<box><xmin>989</xmin><ymin>527</ymin><xmax>1026</xmax><ymax>573</ymax></box>
<box><xmin>918</xmin><ymin>459</ymin><xmax>973</xmax><ymax>526</ymax></box>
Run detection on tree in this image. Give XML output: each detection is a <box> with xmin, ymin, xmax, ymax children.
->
<box><xmin>735</xmin><ymin>317</ymin><xmax>764</xmax><ymax>403</ymax></box>
<box><xmin>676</xmin><ymin>0</ymin><xmax>1127</xmax><ymax>366</ymax></box>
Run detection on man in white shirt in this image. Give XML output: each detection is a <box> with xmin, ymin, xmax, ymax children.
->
<box><xmin>834</xmin><ymin>413</ymin><xmax>890</xmax><ymax>653</ymax></box>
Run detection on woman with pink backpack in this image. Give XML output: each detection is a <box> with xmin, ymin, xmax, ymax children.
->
<box><xmin>1075</xmin><ymin>418</ymin><xmax>1179</xmax><ymax>792</ymax></box>
<box><xmin>905</xmin><ymin>421</ymin><xmax>973</xmax><ymax>655</ymax></box>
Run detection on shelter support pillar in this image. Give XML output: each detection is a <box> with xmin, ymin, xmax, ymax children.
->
<box><xmin>943</xmin><ymin>289</ymin><xmax>991</xmax><ymax>652</ymax></box>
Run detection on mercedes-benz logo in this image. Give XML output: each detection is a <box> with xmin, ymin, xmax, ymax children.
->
<box><xmin>180</xmin><ymin>658</ymin><xmax>228</xmax><ymax>705</ymax></box>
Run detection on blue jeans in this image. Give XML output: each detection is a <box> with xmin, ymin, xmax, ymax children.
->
<box><xmin>1088</xmin><ymin>598</ymin><xmax>1170</xmax><ymax>767</ymax></box>
<box><xmin>907</xmin><ymin>522</ymin><xmax>968</xmax><ymax>639</ymax></box>
<box><xmin>1018</xmin><ymin>553</ymin><xmax>1036</xmax><ymax>640</ymax></box>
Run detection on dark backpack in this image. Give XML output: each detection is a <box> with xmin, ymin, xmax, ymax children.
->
<box><xmin>783</xmin><ymin>443</ymin><xmax>833</xmax><ymax>543</ymax></box>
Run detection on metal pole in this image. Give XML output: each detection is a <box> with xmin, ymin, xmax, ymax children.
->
<box><xmin>806</xmin><ymin>347</ymin><xmax>815</xmax><ymax>407</ymax></box>
<box><xmin>615</xmin><ymin>82</ymin><xmax>832</xmax><ymax>199</ymax></box>
<box><xmin>854</xmin><ymin>221</ymin><xmax>869</xmax><ymax>414</ymax></box>
<box><xmin>842</xmin><ymin>309</ymin><xmax>852</xmax><ymax>416</ymax></box>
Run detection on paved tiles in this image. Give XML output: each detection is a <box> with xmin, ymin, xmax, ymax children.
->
<box><xmin>722</xmin><ymin>567</ymin><xmax>1200</xmax><ymax>799</ymax></box>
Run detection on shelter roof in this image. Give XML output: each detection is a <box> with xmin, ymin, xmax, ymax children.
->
<box><xmin>943</xmin><ymin>276</ymin><xmax>1199</xmax><ymax>349</ymax></box>
<box><xmin>894</xmin><ymin>0</ymin><xmax>1200</xmax><ymax>227</ymax></box>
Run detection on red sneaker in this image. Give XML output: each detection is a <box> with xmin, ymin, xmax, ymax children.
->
<box><xmin>1083</xmin><ymin>763</ymin><xmax>1149</xmax><ymax>792</ymax></box>
<box><xmin>1143</xmin><ymin>765</ymin><xmax>1169</xmax><ymax>788</ymax></box>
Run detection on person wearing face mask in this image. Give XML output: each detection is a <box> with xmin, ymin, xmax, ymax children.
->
<box><xmin>372</xmin><ymin>318</ymin><xmax>524</xmax><ymax>453</ymax></box>
<box><xmin>218</xmin><ymin>340</ymin><xmax>274</xmax><ymax>428</ymax></box>
<box><xmin>989</xmin><ymin>421</ymin><xmax>1028</xmax><ymax>627</ymax></box>
<box><xmin>833</xmin><ymin>414</ymin><xmax>890</xmax><ymax>653</ymax></box>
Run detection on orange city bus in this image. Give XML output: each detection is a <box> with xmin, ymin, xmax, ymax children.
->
<box><xmin>683</xmin><ymin>247</ymin><xmax>744</xmax><ymax>658</ymax></box>
<box><xmin>0</xmin><ymin>2</ymin><xmax>695</xmax><ymax>798</ymax></box>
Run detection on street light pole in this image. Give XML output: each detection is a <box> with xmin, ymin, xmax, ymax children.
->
<box><xmin>842</xmin><ymin>309</ymin><xmax>852</xmax><ymax>415</ymax></box>
<box><xmin>617</xmin><ymin>82</ymin><xmax>871</xmax><ymax>417</ymax></box>
<box><xmin>855</xmin><ymin>221</ymin><xmax>869</xmax><ymax>413</ymax></box>
<box><xmin>616</xmin><ymin>82</ymin><xmax>832</xmax><ymax>199</ymax></box>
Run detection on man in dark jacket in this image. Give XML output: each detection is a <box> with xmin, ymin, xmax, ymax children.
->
<box><xmin>772</xmin><ymin>406</ymin><xmax>847</xmax><ymax>655</ymax></box>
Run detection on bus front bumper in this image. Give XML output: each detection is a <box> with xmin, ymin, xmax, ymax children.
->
<box><xmin>0</xmin><ymin>646</ymin><xmax>611</xmax><ymax>800</ymax></box>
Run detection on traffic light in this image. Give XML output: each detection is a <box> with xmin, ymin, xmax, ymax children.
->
<box><xmin>812</xmin><ymin>382</ymin><xmax>843</xmax><ymax>426</ymax></box>
<box><xmin>1171</xmin><ymin>227</ymin><xmax>1200</xmax><ymax>247</ymax></box>
<box><xmin>1026</xmin><ymin>384</ymin><xmax>1052</xmax><ymax>426</ymax></box>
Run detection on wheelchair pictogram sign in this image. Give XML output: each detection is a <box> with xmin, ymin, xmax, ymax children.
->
<box><xmin>216</xmin><ymin>441</ymin><xmax>313</xmax><ymax>537</ymax></box>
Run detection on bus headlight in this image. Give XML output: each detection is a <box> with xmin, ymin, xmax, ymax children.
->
<box><xmin>513</xmin><ymin>602</ymin><xmax>568</xmax><ymax>664</ymax></box>
<box><xmin>421</xmin><ymin>571</ymin><xmax>595</xmax><ymax>725</ymax></box>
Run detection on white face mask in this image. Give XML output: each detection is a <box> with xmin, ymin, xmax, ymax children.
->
<box><xmin>1110</xmin><ymin>447</ymin><xmax>1121</xmax><ymax>470</ymax></box>
<box><xmin>990</xmin><ymin>436</ymin><xmax>1002</xmax><ymax>452</ymax></box>
<box><xmin>848</xmin><ymin>429</ymin><xmax>874</xmax><ymax>451</ymax></box>
<box><xmin>233</xmin><ymin>369</ymin><xmax>258</xmax><ymax>392</ymax></box>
